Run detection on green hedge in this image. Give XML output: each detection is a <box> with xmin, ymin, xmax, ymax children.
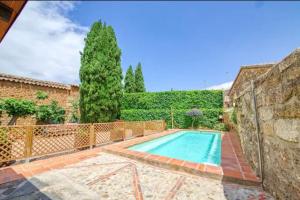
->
<box><xmin>121</xmin><ymin>108</ymin><xmax>223</xmax><ymax>129</ymax></box>
<box><xmin>122</xmin><ymin>90</ymin><xmax>223</xmax><ymax>110</ymax></box>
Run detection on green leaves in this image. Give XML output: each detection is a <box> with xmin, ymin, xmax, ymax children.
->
<box><xmin>122</xmin><ymin>90</ymin><xmax>223</xmax><ymax>110</ymax></box>
<box><xmin>121</xmin><ymin>108</ymin><xmax>223</xmax><ymax>129</ymax></box>
<box><xmin>79</xmin><ymin>20</ymin><xmax>123</xmax><ymax>123</ymax></box>
<box><xmin>0</xmin><ymin>98</ymin><xmax>36</xmax><ymax>125</ymax></box>
<box><xmin>134</xmin><ymin>62</ymin><xmax>145</xmax><ymax>93</ymax></box>
<box><xmin>0</xmin><ymin>98</ymin><xmax>65</xmax><ymax>125</ymax></box>
<box><xmin>121</xmin><ymin>90</ymin><xmax>223</xmax><ymax>129</ymax></box>
<box><xmin>230</xmin><ymin>108</ymin><xmax>237</xmax><ymax>124</ymax></box>
<box><xmin>124</xmin><ymin>65</ymin><xmax>136</xmax><ymax>93</ymax></box>
<box><xmin>1</xmin><ymin>98</ymin><xmax>36</xmax><ymax>117</ymax></box>
<box><xmin>124</xmin><ymin>63</ymin><xmax>146</xmax><ymax>93</ymax></box>
<box><xmin>36</xmin><ymin>101</ymin><xmax>65</xmax><ymax>124</ymax></box>
<box><xmin>36</xmin><ymin>91</ymin><xmax>48</xmax><ymax>100</ymax></box>
<box><xmin>69</xmin><ymin>99</ymin><xmax>80</xmax><ymax>123</ymax></box>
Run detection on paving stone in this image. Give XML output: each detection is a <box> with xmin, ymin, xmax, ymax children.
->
<box><xmin>0</xmin><ymin>152</ymin><xmax>273</xmax><ymax>200</ymax></box>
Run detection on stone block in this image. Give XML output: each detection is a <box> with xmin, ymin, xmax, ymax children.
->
<box><xmin>274</xmin><ymin>119</ymin><xmax>300</xmax><ymax>143</ymax></box>
<box><xmin>282</xmin><ymin>61</ymin><xmax>300</xmax><ymax>82</ymax></box>
<box><xmin>274</xmin><ymin>97</ymin><xmax>300</xmax><ymax>118</ymax></box>
<box><xmin>258</xmin><ymin>107</ymin><xmax>273</xmax><ymax>121</ymax></box>
<box><xmin>261</xmin><ymin>121</ymin><xmax>274</xmax><ymax>136</ymax></box>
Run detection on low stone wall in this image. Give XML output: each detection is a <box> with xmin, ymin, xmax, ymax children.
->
<box><xmin>234</xmin><ymin>49</ymin><xmax>300</xmax><ymax>199</ymax></box>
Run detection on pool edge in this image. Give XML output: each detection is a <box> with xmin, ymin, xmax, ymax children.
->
<box><xmin>102</xmin><ymin>129</ymin><xmax>261</xmax><ymax>186</ymax></box>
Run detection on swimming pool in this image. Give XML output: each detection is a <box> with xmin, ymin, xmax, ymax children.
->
<box><xmin>128</xmin><ymin>130</ymin><xmax>222</xmax><ymax>165</ymax></box>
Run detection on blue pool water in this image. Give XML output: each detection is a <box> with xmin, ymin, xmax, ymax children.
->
<box><xmin>128</xmin><ymin>131</ymin><xmax>221</xmax><ymax>165</ymax></box>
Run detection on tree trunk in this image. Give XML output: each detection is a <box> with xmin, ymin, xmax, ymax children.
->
<box><xmin>8</xmin><ymin>116</ymin><xmax>18</xmax><ymax>125</ymax></box>
<box><xmin>192</xmin><ymin>118</ymin><xmax>195</xmax><ymax>129</ymax></box>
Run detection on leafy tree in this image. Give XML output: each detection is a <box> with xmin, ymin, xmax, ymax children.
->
<box><xmin>79</xmin><ymin>21</ymin><xmax>123</xmax><ymax>123</ymax></box>
<box><xmin>186</xmin><ymin>108</ymin><xmax>202</xmax><ymax>129</ymax></box>
<box><xmin>124</xmin><ymin>65</ymin><xmax>136</xmax><ymax>93</ymax></box>
<box><xmin>1</xmin><ymin>98</ymin><xmax>36</xmax><ymax>125</ymax></box>
<box><xmin>69</xmin><ymin>99</ymin><xmax>80</xmax><ymax>123</ymax></box>
<box><xmin>134</xmin><ymin>62</ymin><xmax>146</xmax><ymax>92</ymax></box>
<box><xmin>36</xmin><ymin>101</ymin><xmax>65</xmax><ymax>124</ymax></box>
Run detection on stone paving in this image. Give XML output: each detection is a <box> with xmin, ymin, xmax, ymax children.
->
<box><xmin>0</xmin><ymin>152</ymin><xmax>273</xmax><ymax>200</ymax></box>
<box><xmin>103</xmin><ymin>130</ymin><xmax>260</xmax><ymax>185</ymax></box>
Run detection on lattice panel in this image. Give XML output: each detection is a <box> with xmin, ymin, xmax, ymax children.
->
<box><xmin>94</xmin><ymin>123</ymin><xmax>113</xmax><ymax>145</ymax></box>
<box><xmin>125</xmin><ymin>122</ymin><xmax>144</xmax><ymax>137</ymax></box>
<box><xmin>145</xmin><ymin>120</ymin><xmax>165</xmax><ymax>132</ymax></box>
<box><xmin>111</xmin><ymin>122</ymin><xmax>125</xmax><ymax>141</ymax></box>
<box><xmin>0</xmin><ymin>120</ymin><xmax>165</xmax><ymax>163</ymax></box>
<box><xmin>74</xmin><ymin>124</ymin><xmax>90</xmax><ymax>149</ymax></box>
<box><xmin>0</xmin><ymin>127</ymin><xmax>26</xmax><ymax>162</ymax></box>
<box><xmin>32</xmin><ymin>124</ymin><xmax>91</xmax><ymax>156</ymax></box>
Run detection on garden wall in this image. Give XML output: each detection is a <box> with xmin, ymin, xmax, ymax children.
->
<box><xmin>0</xmin><ymin>73</ymin><xmax>79</xmax><ymax>125</ymax></box>
<box><xmin>121</xmin><ymin>90</ymin><xmax>224</xmax><ymax>129</ymax></box>
<box><xmin>234</xmin><ymin>49</ymin><xmax>300</xmax><ymax>199</ymax></box>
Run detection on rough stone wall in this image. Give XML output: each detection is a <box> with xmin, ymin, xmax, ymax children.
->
<box><xmin>230</xmin><ymin>64</ymin><xmax>273</xmax><ymax>99</ymax></box>
<box><xmin>235</xmin><ymin>88</ymin><xmax>260</xmax><ymax>173</ymax></box>
<box><xmin>0</xmin><ymin>80</ymin><xmax>79</xmax><ymax>125</ymax></box>
<box><xmin>234</xmin><ymin>49</ymin><xmax>300</xmax><ymax>200</ymax></box>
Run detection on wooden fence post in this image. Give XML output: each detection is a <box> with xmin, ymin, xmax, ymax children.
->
<box><xmin>89</xmin><ymin>124</ymin><xmax>95</xmax><ymax>149</ymax></box>
<box><xmin>171</xmin><ymin>107</ymin><xmax>174</xmax><ymax>129</ymax></box>
<box><xmin>25</xmin><ymin>126</ymin><xmax>33</xmax><ymax>163</ymax></box>
<box><xmin>143</xmin><ymin>121</ymin><xmax>146</xmax><ymax>136</ymax></box>
<box><xmin>122</xmin><ymin>122</ymin><xmax>126</xmax><ymax>141</ymax></box>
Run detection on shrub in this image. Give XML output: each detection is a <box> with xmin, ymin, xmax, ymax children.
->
<box><xmin>36</xmin><ymin>91</ymin><xmax>48</xmax><ymax>100</ymax></box>
<box><xmin>36</xmin><ymin>101</ymin><xmax>65</xmax><ymax>124</ymax></box>
<box><xmin>186</xmin><ymin>108</ymin><xmax>202</xmax><ymax>129</ymax></box>
<box><xmin>122</xmin><ymin>90</ymin><xmax>223</xmax><ymax>110</ymax></box>
<box><xmin>69</xmin><ymin>99</ymin><xmax>80</xmax><ymax>123</ymax></box>
<box><xmin>231</xmin><ymin>108</ymin><xmax>237</xmax><ymax>124</ymax></box>
<box><xmin>1</xmin><ymin>98</ymin><xmax>36</xmax><ymax>125</ymax></box>
<box><xmin>0</xmin><ymin>101</ymin><xmax>3</xmax><ymax>125</ymax></box>
<box><xmin>213</xmin><ymin>123</ymin><xmax>229</xmax><ymax>131</ymax></box>
<box><xmin>121</xmin><ymin>90</ymin><xmax>223</xmax><ymax>130</ymax></box>
<box><xmin>121</xmin><ymin>108</ymin><xmax>223</xmax><ymax>129</ymax></box>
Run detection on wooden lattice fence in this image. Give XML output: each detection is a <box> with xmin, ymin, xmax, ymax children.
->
<box><xmin>0</xmin><ymin>120</ymin><xmax>166</xmax><ymax>164</ymax></box>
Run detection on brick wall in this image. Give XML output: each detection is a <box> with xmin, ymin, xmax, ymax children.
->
<box><xmin>0</xmin><ymin>78</ymin><xmax>79</xmax><ymax>125</ymax></box>
<box><xmin>234</xmin><ymin>49</ymin><xmax>300</xmax><ymax>200</ymax></box>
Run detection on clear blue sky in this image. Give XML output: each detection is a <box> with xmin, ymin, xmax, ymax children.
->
<box><xmin>69</xmin><ymin>1</ymin><xmax>300</xmax><ymax>91</ymax></box>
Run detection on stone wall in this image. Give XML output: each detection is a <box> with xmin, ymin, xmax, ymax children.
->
<box><xmin>234</xmin><ymin>49</ymin><xmax>300</xmax><ymax>200</ymax></box>
<box><xmin>0</xmin><ymin>78</ymin><xmax>79</xmax><ymax>125</ymax></box>
<box><xmin>229</xmin><ymin>64</ymin><xmax>274</xmax><ymax>99</ymax></box>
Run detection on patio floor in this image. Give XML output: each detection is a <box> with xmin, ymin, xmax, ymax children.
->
<box><xmin>0</xmin><ymin>151</ymin><xmax>273</xmax><ymax>200</ymax></box>
<box><xmin>102</xmin><ymin>129</ymin><xmax>260</xmax><ymax>185</ymax></box>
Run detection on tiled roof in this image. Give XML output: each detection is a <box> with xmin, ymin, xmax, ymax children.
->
<box><xmin>0</xmin><ymin>73</ymin><xmax>78</xmax><ymax>89</ymax></box>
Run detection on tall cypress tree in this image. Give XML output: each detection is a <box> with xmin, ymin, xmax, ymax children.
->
<box><xmin>79</xmin><ymin>21</ymin><xmax>123</xmax><ymax>123</ymax></box>
<box><xmin>135</xmin><ymin>62</ymin><xmax>146</xmax><ymax>92</ymax></box>
<box><xmin>124</xmin><ymin>65</ymin><xmax>136</xmax><ymax>93</ymax></box>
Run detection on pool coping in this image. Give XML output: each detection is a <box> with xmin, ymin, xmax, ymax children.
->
<box><xmin>102</xmin><ymin>129</ymin><xmax>261</xmax><ymax>186</ymax></box>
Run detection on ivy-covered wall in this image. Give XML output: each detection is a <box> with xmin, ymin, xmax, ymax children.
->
<box><xmin>121</xmin><ymin>90</ymin><xmax>224</xmax><ymax>129</ymax></box>
<box><xmin>122</xmin><ymin>90</ymin><xmax>223</xmax><ymax>110</ymax></box>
